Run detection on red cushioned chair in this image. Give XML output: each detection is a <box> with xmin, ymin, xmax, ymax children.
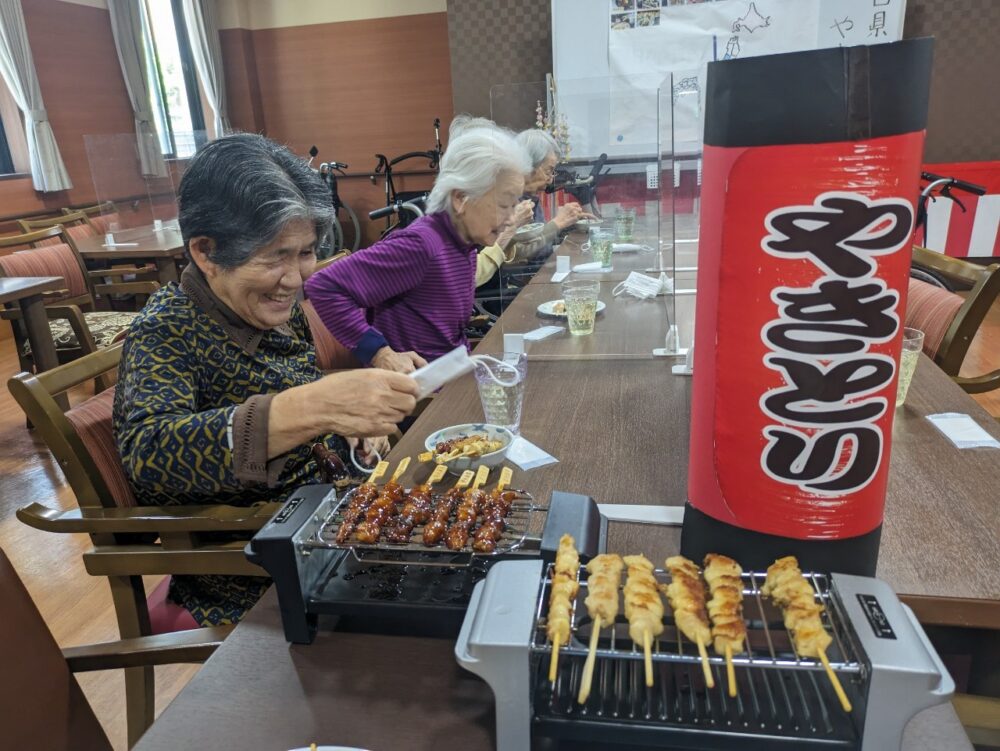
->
<box><xmin>907</xmin><ymin>246</ymin><xmax>1000</xmax><ymax>393</ymax></box>
<box><xmin>0</xmin><ymin>544</ymin><xmax>229</xmax><ymax>751</ymax></box>
<box><xmin>7</xmin><ymin>342</ymin><xmax>279</xmax><ymax>746</ymax></box>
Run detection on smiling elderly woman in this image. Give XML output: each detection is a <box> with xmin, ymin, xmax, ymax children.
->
<box><xmin>304</xmin><ymin>122</ymin><xmax>531</xmax><ymax>372</ymax></box>
<box><xmin>112</xmin><ymin>133</ymin><xmax>418</xmax><ymax>626</ymax></box>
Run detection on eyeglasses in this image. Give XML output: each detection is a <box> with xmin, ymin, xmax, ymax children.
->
<box><xmin>539</xmin><ymin>164</ymin><xmax>557</xmax><ymax>178</ymax></box>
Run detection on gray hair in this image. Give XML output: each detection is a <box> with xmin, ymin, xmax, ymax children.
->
<box><xmin>426</xmin><ymin>124</ymin><xmax>531</xmax><ymax>214</ymax></box>
<box><xmin>516</xmin><ymin>128</ymin><xmax>561</xmax><ymax>169</ymax></box>
<box><xmin>448</xmin><ymin>114</ymin><xmax>500</xmax><ymax>140</ymax></box>
<box><xmin>177</xmin><ymin>133</ymin><xmax>334</xmax><ymax>269</ymax></box>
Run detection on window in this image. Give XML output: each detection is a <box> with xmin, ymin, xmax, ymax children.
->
<box><xmin>140</xmin><ymin>0</ymin><xmax>206</xmax><ymax>158</ymax></box>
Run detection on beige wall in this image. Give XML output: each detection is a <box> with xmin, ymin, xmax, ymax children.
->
<box><xmin>217</xmin><ymin>0</ymin><xmax>446</xmax><ymax>30</ymax></box>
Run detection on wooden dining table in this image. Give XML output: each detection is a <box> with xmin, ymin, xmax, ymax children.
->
<box><xmin>133</xmin><ymin>224</ymin><xmax>994</xmax><ymax>749</ymax></box>
<box><xmin>73</xmin><ymin>224</ymin><xmax>186</xmax><ymax>286</ymax></box>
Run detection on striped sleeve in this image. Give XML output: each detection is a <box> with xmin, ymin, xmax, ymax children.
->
<box><xmin>304</xmin><ymin>230</ymin><xmax>430</xmax><ymax>357</ymax></box>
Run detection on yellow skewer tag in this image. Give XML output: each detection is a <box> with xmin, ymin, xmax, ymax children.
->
<box><xmin>454</xmin><ymin>470</ymin><xmax>474</xmax><ymax>489</ymax></box>
<box><xmin>472</xmin><ymin>464</ymin><xmax>490</xmax><ymax>489</ymax></box>
<box><xmin>417</xmin><ymin>451</ymin><xmax>434</xmax><ymax>463</ymax></box>
<box><xmin>389</xmin><ymin>456</ymin><xmax>410</xmax><ymax>483</ymax></box>
<box><xmin>497</xmin><ymin>466</ymin><xmax>513</xmax><ymax>491</ymax></box>
<box><xmin>427</xmin><ymin>463</ymin><xmax>448</xmax><ymax>486</ymax></box>
<box><xmin>368</xmin><ymin>460</ymin><xmax>389</xmax><ymax>484</ymax></box>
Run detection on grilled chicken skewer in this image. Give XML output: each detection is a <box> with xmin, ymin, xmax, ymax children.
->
<box><xmin>547</xmin><ymin>534</ymin><xmax>580</xmax><ymax>683</ymax></box>
<box><xmin>472</xmin><ymin>467</ymin><xmax>516</xmax><ymax>553</ymax></box>
<box><xmin>624</xmin><ymin>554</ymin><xmax>664</xmax><ymax>687</ymax></box>
<box><xmin>577</xmin><ymin>554</ymin><xmax>624</xmax><ymax>703</ymax></box>
<box><xmin>333</xmin><ymin>460</ymin><xmax>389</xmax><ymax>543</ymax></box>
<box><xmin>703</xmin><ymin>554</ymin><xmax>747</xmax><ymax>697</ymax></box>
<box><xmin>763</xmin><ymin>556</ymin><xmax>851</xmax><ymax>712</ymax></box>
<box><xmin>421</xmin><ymin>470</ymin><xmax>473</xmax><ymax>545</ymax></box>
<box><xmin>354</xmin><ymin>457</ymin><xmax>410</xmax><ymax>543</ymax></box>
<box><xmin>664</xmin><ymin>556</ymin><xmax>714</xmax><ymax>689</ymax></box>
<box><xmin>383</xmin><ymin>463</ymin><xmax>448</xmax><ymax>543</ymax></box>
<box><xmin>445</xmin><ymin>465</ymin><xmax>490</xmax><ymax>550</ymax></box>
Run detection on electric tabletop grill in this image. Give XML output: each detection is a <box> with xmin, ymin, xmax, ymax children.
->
<box><xmin>456</xmin><ymin>559</ymin><xmax>954</xmax><ymax>751</ymax></box>
<box><xmin>246</xmin><ymin>484</ymin><xmax>606</xmax><ymax>643</ymax></box>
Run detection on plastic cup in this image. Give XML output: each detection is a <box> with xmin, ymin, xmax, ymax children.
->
<box><xmin>562</xmin><ymin>279</ymin><xmax>601</xmax><ymax>336</ymax></box>
<box><xmin>896</xmin><ymin>327</ymin><xmax>925</xmax><ymax>406</ymax></box>
<box><xmin>474</xmin><ymin>354</ymin><xmax>526</xmax><ymax>434</ymax></box>
<box><xmin>590</xmin><ymin>230</ymin><xmax>614</xmax><ymax>269</ymax></box>
<box><xmin>614</xmin><ymin>207</ymin><xmax>636</xmax><ymax>242</ymax></box>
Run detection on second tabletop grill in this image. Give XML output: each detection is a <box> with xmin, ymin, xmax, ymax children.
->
<box><xmin>246</xmin><ymin>485</ymin><xmax>606</xmax><ymax>643</ymax></box>
<box><xmin>456</xmin><ymin>559</ymin><xmax>954</xmax><ymax>750</ymax></box>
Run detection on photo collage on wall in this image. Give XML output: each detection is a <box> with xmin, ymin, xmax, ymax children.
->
<box><xmin>611</xmin><ymin>0</ymin><xmax>721</xmax><ymax>30</ymax></box>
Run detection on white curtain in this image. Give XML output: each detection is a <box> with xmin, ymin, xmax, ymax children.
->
<box><xmin>107</xmin><ymin>0</ymin><xmax>167</xmax><ymax>177</ymax></box>
<box><xmin>182</xmin><ymin>0</ymin><xmax>230</xmax><ymax>138</ymax></box>
<box><xmin>0</xmin><ymin>0</ymin><xmax>71</xmax><ymax>191</ymax></box>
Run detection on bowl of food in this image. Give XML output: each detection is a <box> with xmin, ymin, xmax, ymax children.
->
<box><xmin>424</xmin><ymin>423</ymin><xmax>515</xmax><ymax>475</ymax></box>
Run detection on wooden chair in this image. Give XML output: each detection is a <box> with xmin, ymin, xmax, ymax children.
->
<box><xmin>907</xmin><ymin>246</ymin><xmax>1000</xmax><ymax>393</ymax></box>
<box><xmin>0</xmin><ymin>226</ymin><xmax>157</xmax><ymax>385</ymax></box>
<box><xmin>68</xmin><ymin>201</ymin><xmax>121</xmax><ymax>235</ymax></box>
<box><xmin>0</xmin><ymin>544</ymin><xmax>230</xmax><ymax>751</ymax></box>
<box><xmin>7</xmin><ymin>343</ymin><xmax>280</xmax><ymax>745</ymax></box>
<box><xmin>18</xmin><ymin>209</ymin><xmax>98</xmax><ymax>245</ymax></box>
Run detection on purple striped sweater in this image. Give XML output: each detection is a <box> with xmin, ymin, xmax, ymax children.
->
<box><xmin>304</xmin><ymin>211</ymin><xmax>476</xmax><ymax>363</ymax></box>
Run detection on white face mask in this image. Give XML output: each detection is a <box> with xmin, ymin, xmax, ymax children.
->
<box><xmin>612</xmin><ymin>271</ymin><xmax>673</xmax><ymax>300</ymax></box>
<box><xmin>412</xmin><ymin>346</ymin><xmax>521</xmax><ymax>400</ymax></box>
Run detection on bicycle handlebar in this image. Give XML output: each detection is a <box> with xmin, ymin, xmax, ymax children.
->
<box><xmin>368</xmin><ymin>198</ymin><xmax>427</xmax><ymax>222</ymax></box>
<box><xmin>921</xmin><ymin>171</ymin><xmax>986</xmax><ymax>196</ymax></box>
<box><xmin>368</xmin><ymin>204</ymin><xmax>398</xmax><ymax>220</ymax></box>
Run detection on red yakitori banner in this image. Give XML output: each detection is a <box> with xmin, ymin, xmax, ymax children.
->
<box><xmin>688</xmin><ymin>131</ymin><xmax>925</xmax><ymax>540</ymax></box>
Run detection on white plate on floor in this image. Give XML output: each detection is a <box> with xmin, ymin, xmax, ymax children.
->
<box><xmin>537</xmin><ymin>299</ymin><xmax>606</xmax><ymax>318</ymax></box>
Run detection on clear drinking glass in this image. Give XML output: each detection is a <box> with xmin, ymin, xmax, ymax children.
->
<box><xmin>590</xmin><ymin>230</ymin><xmax>614</xmax><ymax>269</ymax></box>
<box><xmin>614</xmin><ymin>207</ymin><xmax>636</xmax><ymax>242</ymax></box>
<box><xmin>562</xmin><ymin>280</ymin><xmax>601</xmax><ymax>336</ymax></box>
<box><xmin>896</xmin><ymin>327</ymin><xmax>925</xmax><ymax>406</ymax></box>
<box><xmin>474</xmin><ymin>354</ymin><xmax>527</xmax><ymax>434</ymax></box>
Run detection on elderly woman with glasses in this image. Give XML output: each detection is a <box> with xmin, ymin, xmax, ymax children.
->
<box><xmin>113</xmin><ymin>134</ymin><xmax>419</xmax><ymax>626</ymax></box>
<box><xmin>305</xmin><ymin>120</ymin><xmax>530</xmax><ymax>373</ymax></box>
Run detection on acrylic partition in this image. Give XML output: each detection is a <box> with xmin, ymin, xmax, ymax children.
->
<box><xmin>83</xmin><ymin>132</ymin><xmax>207</xmax><ymax>238</ymax></box>
<box><xmin>484</xmin><ymin>77</ymin><xmax>675</xmax><ymax>362</ymax></box>
<box><xmin>658</xmin><ymin>72</ymin><xmax>704</xmax><ymax>364</ymax></box>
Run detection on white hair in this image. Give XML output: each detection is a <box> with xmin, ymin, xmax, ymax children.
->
<box><xmin>448</xmin><ymin>114</ymin><xmax>500</xmax><ymax>140</ymax></box>
<box><xmin>516</xmin><ymin>128</ymin><xmax>561</xmax><ymax>169</ymax></box>
<box><xmin>426</xmin><ymin>125</ymin><xmax>531</xmax><ymax>214</ymax></box>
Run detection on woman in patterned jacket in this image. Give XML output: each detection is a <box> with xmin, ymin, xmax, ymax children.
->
<box><xmin>112</xmin><ymin>134</ymin><xmax>420</xmax><ymax>626</ymax></box>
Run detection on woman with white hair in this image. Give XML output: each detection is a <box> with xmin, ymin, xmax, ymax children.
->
<box><xmin>305</xmin><ymin>121</ymin><xmax>530</xmax><ymax>372</ymax></box>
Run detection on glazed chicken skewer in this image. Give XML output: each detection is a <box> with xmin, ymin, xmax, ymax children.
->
<box><xmin>472</xmin><ymin>467</ymin><xmax>516</xmax><ymax>553</ymax></box>
<box><xmin>354</xmin><ymin>457</ymin><xmax>410</xmax><ymax>543</ymax></box>
<box><xmin>624</xmin><ymin>554</ymin><xmax>664</xmax><ymax>687</ymax></box>
<box><xmin>445</xmin><ymin>465</ymin><xmax>490</xmax><ymax>550</ymax></box>
<box><xmin>383</xmin><ymin>463</ymin><xmax>448</xmax><ymax>543</ymax></box>
<box><xmin>547</xmin><ymin>534</ymin><xmax>580</xmax><ymax>683</ymax></box>
<box><xmin>333</xmin><ymin>460</ymin><xmax>389</xmax><ymax>543</ymax></box>
<box><xmin>421</xmin><ymin>470</ymin><xmax>473</xmax><ymax>546</ymax></box>
<box><xmin>664</xmin><ymin>556</ymin><xmax>714</xmax><ymax>689</ymax></box>
<box><xmin>762</xmin><ymin>556</ymin><xmax>851</xmax><ymax>712</ymax></box>
<box><xmin>703</xmin><ymin>554</ymin><xmax>747</xmax><ymax>697</ymax></box>
<box><xmin>577</xmin><ymin>554</ymin><xmax>623</xmax><ymax>703</ymax></box>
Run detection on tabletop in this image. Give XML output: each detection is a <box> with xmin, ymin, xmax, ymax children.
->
<box><xmin>0</xmin><ymin>275</ymin><xmax>63</xmax><ymax>304</ymax></box>
<box><xmin>73</xmin><ymin>225</ymin><xmax>185</xmax><ymax>260</ymax></box>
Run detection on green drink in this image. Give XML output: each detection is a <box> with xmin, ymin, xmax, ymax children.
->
<box><xmin>562</xmin><ymin>280</ymin><xmax>600</xmax><ymax>336</ymax></box>
<box><xmin>590</xmin><ymin>231</ymin><xmax>614</xmax><ymax>269</ymax></box>
<box><xmin>614</xmin><ymin>208</ymin><xmax>636</xmax><ymax>242</ymax></box>
<box><xmin>895</xmin><ymin>327</ymin><xmax>924</xmax><ymax>406</ymax></box>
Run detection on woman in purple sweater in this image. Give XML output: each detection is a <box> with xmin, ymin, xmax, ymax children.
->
<box><xmin>305</xmin><ymin>123</ymin><xmax>530</xmax><ymax>373</ymax></box>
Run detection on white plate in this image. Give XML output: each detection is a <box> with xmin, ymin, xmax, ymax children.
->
<box><xmin>537</xmin><ymin>299</ymin><xmax>606</xmax><ymax>318</ymax></box>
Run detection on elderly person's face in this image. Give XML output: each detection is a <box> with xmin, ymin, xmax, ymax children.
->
<box><xmin>191</xmin><ymin>218</ymin><xmax>318</xmax><ymax>330</ymax></box>
<box><xmin>524</xmin><ymin>152</ymin><xmax>558</xmax><ymax>194</ymax></box>
<box><xmin>454</xmin><ymin>170</ymin><xmax>525</xmax><ymax>247</ymax></box>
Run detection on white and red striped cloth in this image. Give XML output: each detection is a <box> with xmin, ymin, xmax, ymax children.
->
<box><xmin>921</xmin><ymin>161</ymin><xmax>1000</xmax><ymax>259</ymax></box>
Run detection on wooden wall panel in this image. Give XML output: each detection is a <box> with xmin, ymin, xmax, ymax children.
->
<box><xmin>219</xmin><ymin>27</ymin><xmax>265</xmax><ymax>134</ymax></box>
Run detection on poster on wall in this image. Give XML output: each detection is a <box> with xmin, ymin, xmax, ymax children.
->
<box><xmin>599</xmin><ymin>0</ymin><xmax>904</xmax><ymax>151</ymax></box>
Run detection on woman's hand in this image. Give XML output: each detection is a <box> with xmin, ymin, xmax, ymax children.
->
<box><xmin>512</xmin><ymin>199</ymin><xmax>535</xmax><ymax>227</ymax></box>
<box><xmin>552</xmin><ymin>202</ymin><xmax>596</xmax><ymax>230</ymax></box>
<box><xmin>371</xmin><ymin>346</ymin><xmax>427</xmax><ymax>374</ymax></box>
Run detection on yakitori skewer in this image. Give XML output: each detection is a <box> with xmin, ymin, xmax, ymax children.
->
<box><xmin>472</xmin><ymin>467</ymin><xmax>515</xmax><ymax>553</ymax></box>
<box><xmin>334</xmin><ymin>460</ymin><xmax>389</xmax><ymax>543</ymax></box>
<box><xmin>445</xmin><ymin>465</ymin><xmax>490</xmax><ymax>550</ymax></box>
<box><xmin>664</xmin><ymin>556</ymin><xmax>714</xmax><ymax>689</ymax></box>
<box><xmin>421</xmin><ymin>470</ymin><xmax>473</xmax><ymax>546</ymax></box>
<box><xmin>623</xmin><ymin>554</ymin><xmax>664</xmax><ymax>687</ymax></box>
<box><xmin>547</xmin><ymin>534</ymin><xmax>580</xmax><ymax>683</ymax></box>
<box><xmin>578</xmin><ymin>553</ymin><xmax>624</xmax><ymax>704</ymax></box>
<box><xmin>354</xmin><ymin>456</ymin><xmax>410</xmax><ymax>543</ymax></box>
<box><xmin>703</xmin><ymin>553</ymin><xmax>747</xmax><ymax>697</ymax></box>
<box><xmin>763</xmin><ymin>556</ymin><xmax>851</xmax><ymax>712</ymax></box>
<box><xmin>383</xmin><ymin>463</ymin><xmax>448</xmax><ymax>543</ymax></box>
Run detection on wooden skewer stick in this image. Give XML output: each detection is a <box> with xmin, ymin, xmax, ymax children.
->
<box><xmin>643</xmin><ymin>629</ymin><xmax>654</xmax><ymax>688</ymax></box>
<box><xmin>577</xmin><ymin>616</ymin><xmax>601</xmax><ymax>704</ymax></box>
<box><xmin>549</xmin><ymin>637</ymin><xmax>561</xmax><ymax>684</ymax></box>
<box><xmin>725</xmin><ymin>643</ymin><xmax>736</xmax><ymax>698</ymax></box>
<box><xmin>696</xmin><ymin>635</ymin><xmax>715</xmax><ymax>689</ymax></box>
<box><xmin>389</xmin><ymin>456</ymin><xmax>410</xmax><ymax>483</ymax></box>
<box><xmin>818</xmin><ymin>648</ymin><xmax>852</xmax><ymax>712</ymax></box>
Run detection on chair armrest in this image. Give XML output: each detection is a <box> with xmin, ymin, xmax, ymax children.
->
<box><xmin>63</xmin><ymin>625</ymin><xmax>233</xmax><ymax>672</ymax></box>
<box><xmin>44</xmin><ymin>304</ymin><xmax>99</xmax><ymax>353</ymax></box>
<box><xmin>94</xmin><ymin>281</ymin><xmax>160</xmax><ymax>297</ymax></box>
<box><xmin>16</xmin><ymin>501</ymin><xmax>283</xmax><ymax>534</ymax></box>
<box><xmin>87</xmin><ymin>266</ymin><xmax>157</xmax><ymax>280</ymax></box>
<box><xmin>953</xmin><ymin>371</ymin><xmax>1000</xmax><ymax>394</ymax></box>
